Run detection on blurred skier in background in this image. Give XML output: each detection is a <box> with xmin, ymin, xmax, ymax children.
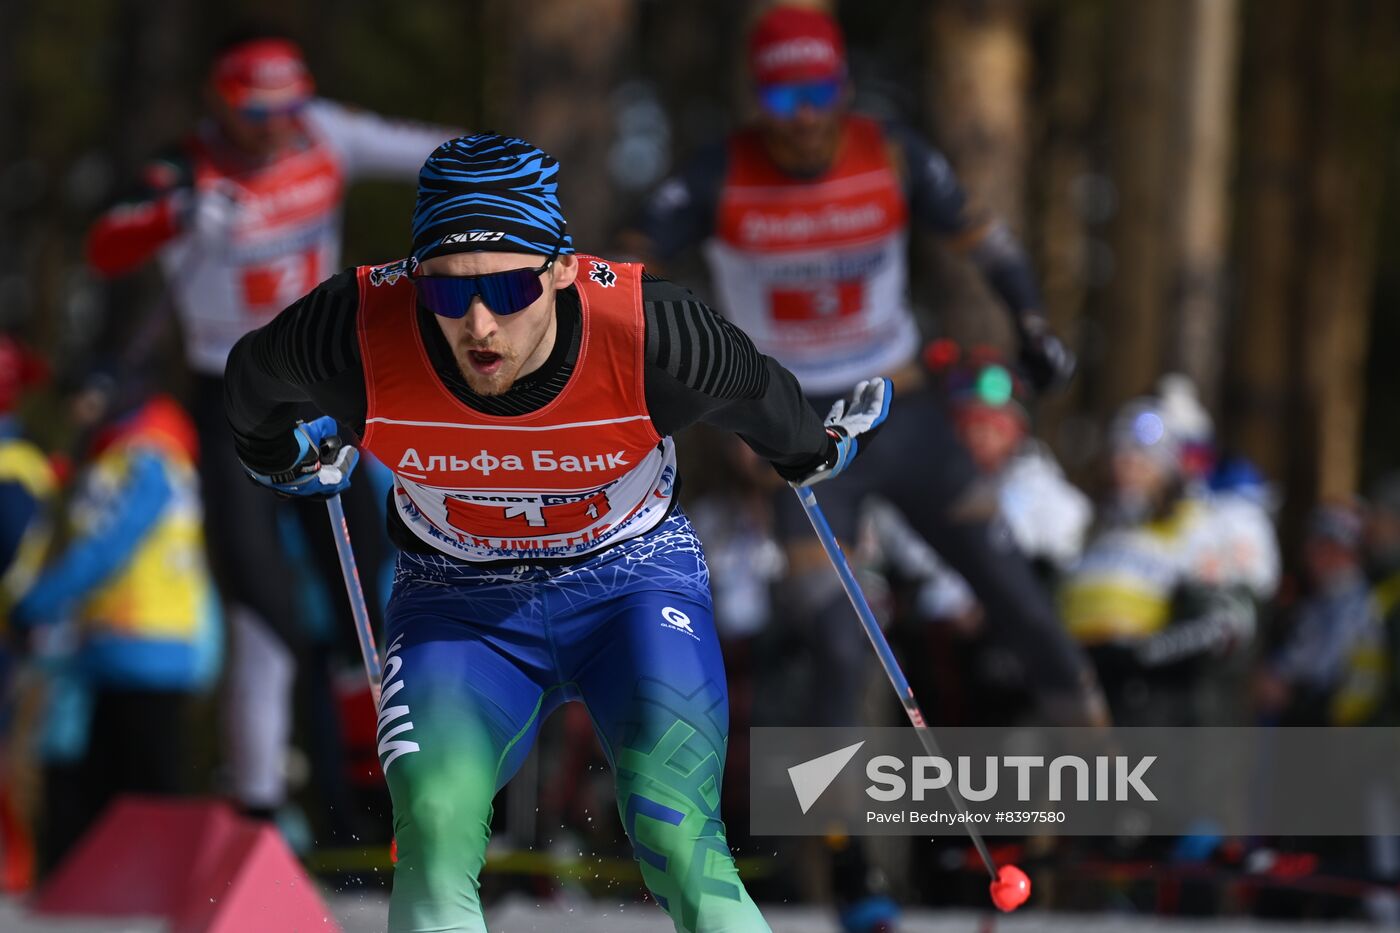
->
<box><xmin>84</xmin><ymin>29</ymin><xmax>458</xmax><ymax>828</ymax></box>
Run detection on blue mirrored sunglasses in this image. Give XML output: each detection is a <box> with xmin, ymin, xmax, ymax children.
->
<box><xmin>757</xmin><ymin>78</ymin><xmax>842</xmax><ymax>119</ymax></box>
<box><xmin>413</xmin><ymin>257</ymin><xmax>555</xmax><ymax>318</ymax></box>
<box><xmin>235</xmin><ymin>100</ymin><xmax>308</xmax><ymax>124</ymax></box>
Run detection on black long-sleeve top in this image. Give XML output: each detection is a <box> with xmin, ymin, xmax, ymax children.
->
<box><xmin>224</xmin><ymin>266</ymin><xmax>832</xmax><ymax>549</ymax></box>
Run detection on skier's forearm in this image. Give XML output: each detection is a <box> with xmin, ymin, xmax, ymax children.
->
<box><xmin>224</xmin><ymin>331</ymin><xmax>308</xmax><ymax>472</ymax></box>
<box><xmin>223</xmin><ymin>269</ymin><xmax>369</xmax><ymax>471</ymax></box>
<box><xmin>710</xmin><ymin>357</ymin><xmax>830</xmax><ymax>470</ymax></box>
<box><xmin>641</xmin><ymin>279</ymin><xmax>828</xmax><ymax>469</ymax></box>
<box><xmin>86</xmin><ymin>194</ymin><xmax>184</xmax><ymax>278</ymax></box>
<box><xmin>891</xmin><ymin>122</ymin><xmax>1042</xmax><ymax>320</ymax></box>
<box><xmin>86</xmin><ymin>148</ymin><xmax>195</xmax><ymax>278</ymax></box>
<box><xmin>645</xmin><ymin>352</ymin><xmax>830</xmax><ymax>472</ymax></box>
<box><xmin>963</xmin><ymin>221</ymin><xmax>1043</xmax><ymax>320</ymax></box>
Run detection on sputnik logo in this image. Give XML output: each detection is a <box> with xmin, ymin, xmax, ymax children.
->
<box><xmin>788</xmin><ymin>741</ymin><xmax>865</xmax><ymax>814</ymax></box>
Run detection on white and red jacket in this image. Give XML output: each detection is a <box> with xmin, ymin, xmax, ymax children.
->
<box><xmin>703</xmin><ymin>115</ymin><xmax>919</xmax><ymax>394</ymax></box>
<box><xmin>87</xmin><ymin>100</ymin><xmax>454</xmax><ymax>375</ymax></box>
<box><xmin>356</xmin><ymin>257</ymin><xmax>677</xmax><ymax>563</ymax></box>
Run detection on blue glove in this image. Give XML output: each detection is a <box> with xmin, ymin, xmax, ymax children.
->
<box><xmin>790</xmin><ymin>377</ymin><xmax>892</xmax><ymax>488</ymax></box>
<box><xmin>243</xmin><ymin>416</ymin><xmax>358</xmax><ymax>500</ymax></box>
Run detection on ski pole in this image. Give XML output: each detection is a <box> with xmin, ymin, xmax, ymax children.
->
<box><xmin>325</xmin><ymin>492</ymin><xmax>382</xmax><ymax>704</ymax></box>
<box><xmin>791</xmin><ymin>483</ymin><xmax>1030</xmax><ymax>912</ymax></box>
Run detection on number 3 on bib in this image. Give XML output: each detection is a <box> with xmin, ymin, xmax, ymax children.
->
<box><xmin>769</xmin><ymin>280</ymin><xmax>862</xmax><ymax>322</ymax></box>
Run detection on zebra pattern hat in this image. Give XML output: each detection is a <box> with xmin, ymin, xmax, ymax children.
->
<box><xmin>411</xmin><ymin>133</ymin><xmax>573</xmax><ymax>263</ymax></box>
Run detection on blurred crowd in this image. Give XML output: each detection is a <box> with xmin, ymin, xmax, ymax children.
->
<box><xmin>3</xmin><ymin>5</ymin><xmax>1400</xmax><ymax>930</ymax></box>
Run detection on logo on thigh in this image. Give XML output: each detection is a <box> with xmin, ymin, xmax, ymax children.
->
<box><xmin>377</xmin><ymin>633</ymin><xmax>421</xmax><ymax>772</ymax></box>
<box><xmin>660</xmin><ymin>606</ymin><xmax>699</xmax><ymax>641</ymax></box>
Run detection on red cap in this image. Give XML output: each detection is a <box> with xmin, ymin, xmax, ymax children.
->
<box><xmin>0</xmin><ymin>335</ymin><xmax>48</xmax><ymax>416</ymax></box>
<box><xmin>211</xmin><ymin>38</ymin><xmax>314</xmax><ymax>110</ymax></box>
<box><xmin>748</xmin><ymin>6</ymin><xmax>846</xmax><ymax>85</ymax></box>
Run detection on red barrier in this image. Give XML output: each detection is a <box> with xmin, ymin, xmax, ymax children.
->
<box><xmin>33</xmin><ymin>797</ymin><xmax>339</xmax><ymax>932</ymax></box>
<box><xmin>171</xmin><ymin>822</ymin><xmax>338</xmax><ymax>933</ymax></box>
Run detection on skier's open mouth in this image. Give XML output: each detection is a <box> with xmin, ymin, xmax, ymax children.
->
<box><xmin>466</xmin><ymin>350</ymin><xmax>504</xmax><ymax>375</ymax></box>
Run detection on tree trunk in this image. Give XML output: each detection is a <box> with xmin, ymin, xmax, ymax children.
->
<box><xmin>1098</xmin><ymin>0</ymin><xmax>1182</xmax><ymax>420</ymax></box>
<box><xmin>1032</xmin><ymin>0</ymin><xmax>1107</xmax><ymax>471</ymax></box>
<box><xmin>1231</xmin><ymin>0</ymin><xmax>1399</xmax><ymax>537</ymax></box>
<box><xmin>928</xmin><ymin>0</ymin><xmax>1031</xmax><ymax>228</ymax></box>
<box><xmin>1296</xmin><ymin>0</ymin><xmax>1400</xmax><ymax>501</ymax></box>
<box><xmin>1094</xmin><ymin>0</ymin><xmax>1241</xmax><ymax>444</ymax></box>
<box><xmin>924</xmin><ymin>0</ymin><xmax>1033</xmax><ymax>349</ymax></box>
<box><xmin>1035</xmin><ymin>0</ymin><xmax>1104</xmax><ymax>346</ymax></box>
<box><xmin>1168</xmin><ymin>0</ymin><xmax>1240</xmax><ymax>412</ymax></box>
<box><xmin>1227</xmin><ymin>0</ymin><xmax>1307</xmax><ymax>492</ymax></box>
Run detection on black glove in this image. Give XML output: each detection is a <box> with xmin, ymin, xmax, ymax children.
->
<box><xmin>1017</xmin><ymin>314</ymin><xmax>1076</xmax><ymax>395</ymax></box>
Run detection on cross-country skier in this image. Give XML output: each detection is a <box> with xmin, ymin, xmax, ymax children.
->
<box><xmin>84</xmin><ymin>30</ymin><xmax>458</xmax><ymax>825</ymax></box>
<box><xmin>224</xmin><ymin>132</ymin><xmax>892</xmax><ymax>932</ymax></box>
<box><xmin>622</xmin><ymin>8</ymin><xmax>1101</xmax><ymax>927</ymax></box>
<box><xmin>624</xmin><ymin>4</ymin><xmax>1094</xmax><ymax>720</ymax></box>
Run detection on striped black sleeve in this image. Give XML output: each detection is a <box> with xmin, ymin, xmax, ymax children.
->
<box><xmin>224</xmin><ymin>268</ymin><xmax>368</xmax><ymax>472</ymax></box>
<box><xmin>641</xmin><ymin>273</ymin><xmax>830</xmax><ymax>471</ymax></box>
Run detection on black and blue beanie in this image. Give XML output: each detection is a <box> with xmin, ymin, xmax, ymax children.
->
<box><xmin>411</xmin><ymin>133</ymin><xmax>574</xmax><ymax>263</ymax></box>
